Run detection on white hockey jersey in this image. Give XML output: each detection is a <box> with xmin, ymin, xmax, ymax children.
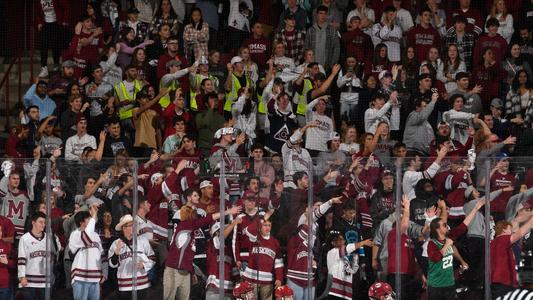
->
<box><xmin>108</xmin><ymin>237</ymin><xmax>155</xmax><ymax>291</ymax></box>
<box><xmin>18</xmin><ymin>232</ymin><xmax>59</xmax><ymax>288</ymax></box>
<box><xmin>68</xmin><ymin>218</ymin><xmax>107</xmax><ymax>283</ymax></box>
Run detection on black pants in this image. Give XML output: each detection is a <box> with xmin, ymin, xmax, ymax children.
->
<box><xmin>118</xmin><ymin>288</ymin><xmax>147</xmax><ymax>300</ymax></box>
<box><xmin>491</xmin><ymin>283</ymin><xmax>514</xmax><ymax>299</ymax></box>
<box><xmin>427</xmin><ymin>286</ymin><xmax>456</xmax><ymax>300</ymax></box>
<box><xmin>465</xmin><ymin>236</ymin><xmax>485</xmax><ymax>288</ymax></box>
<box><xmin>40</xmin><ymin>22</ymin><xmax>63</xmax><ymax>67</ymax></box>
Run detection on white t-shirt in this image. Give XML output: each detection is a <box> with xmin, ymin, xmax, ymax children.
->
<box><xmin>41</xmin><ymin>0</ymin><xmax>57</xmax><ymax>23</ymax></box>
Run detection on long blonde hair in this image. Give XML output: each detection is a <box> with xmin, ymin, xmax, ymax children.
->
<box><xmin>490</xmin><ymin>0</ymin><xmax>508</xmax><ymax>19</ymax></box>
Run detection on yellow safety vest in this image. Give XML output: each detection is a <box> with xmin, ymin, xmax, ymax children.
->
<box><xmin>159</xmin><ymin>79</ymin><xmax>178</xmax><ymax>109</ymax></box>
<box><xmin>224</xmin><ymin>73</ymin><xmax>252</xmax><ymax>112</ymax></box>
<box><xmin>257</xmin><ymin>91</ymin><xmax>266</xmax><ymax>114</ymax></box>
<box><xmin>296</xmin><ymin>78</ymin><xmax>313</xmax><ymax>116</ymax></box>
<box><xmin>190</xmin><ymin>74</ymin><xmax>218</xmax><ymax>111</ymax></box>
<box><xmin>115</xmin><ymin>80</ymin><xmax>142</xmax><ymax>120</ymax></box>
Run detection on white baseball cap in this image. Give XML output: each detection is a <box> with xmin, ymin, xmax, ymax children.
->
<box><xmin>230</xmin><ymin>56</ymin><xmax>243</xmax><ymax>65</ymax></box>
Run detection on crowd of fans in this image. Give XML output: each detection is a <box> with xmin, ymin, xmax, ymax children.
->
<box><xmin>2</xmin><ymin>0</ymin><xmax>533</xmax><ymax>299</ymax></box>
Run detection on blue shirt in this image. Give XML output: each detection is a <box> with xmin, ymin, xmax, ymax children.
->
<box><xmin>23</xmin><ymin>84</ymin><xmax>56</xmax><ymax>120</ymax></box>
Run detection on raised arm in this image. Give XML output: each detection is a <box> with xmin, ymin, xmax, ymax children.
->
<box><xmin>511</xmin><ymin>215</ymin><xmax>533</xmax><ymax>244</ymax></box>
<box><xmin>310</xmin><ymin>64</ymin><xmax>341</xmax><ymax>99</ymax></box>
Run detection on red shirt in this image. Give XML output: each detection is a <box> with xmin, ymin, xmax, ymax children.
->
<box><xmin>0</xmin><ymin>216</ymin><xmax>15</xmax><ymax>239</ymax></box>
<box><xmin>64</xmin><ymin>31</ymin><xmax>104</xmax><ymax>78</ymax></box>
<box><xmin>242</xmin><ymin>36</ymin><xmax>271</xmax><ymax>69</ymax></box>
<box><xmin>387</xmin><ymin>229</ymin><xmax>417</xmax><ymax>275</ymax></box>
<box><xmin>490</xmin><ymin>170</ymin><xmax>515</xmax><ymax>213</ymax></box>
<box><xmin>490</xmin><ymin>234</ymin><xmax>517</xmax><ymax>287</ymax></box>
<box><xmin>406</xmin><ymin>25</ymin><xmax>442</xmax><ymax>63</ymax></box>
<box><xmin>0</xmin><ymin>240</ymin><xmax>15</xmax><ymax>288</ymax></box>
<box><xmin>161</xmin><ymin>104</ymin><xmax>196</xmax><ymax>139</ymax></box>
<box><xmin>472</xmin><ymin>34</ymin><xmax>508</xmax><ymax>67</ymax></box>
<box><xmin>341</xmin><ymin>29</ymin><xmax>372</xmax><ymax>63</ymax></box>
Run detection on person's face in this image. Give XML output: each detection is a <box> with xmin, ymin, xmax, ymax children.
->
<box><xmin>222</xmin><ymin>133</ymin><xmax>233</xmax><ymax>143</ymax></box>
<box><xmin>285</xmin><ymin>18</ymin><xmax>296</xmax><ymax>29</ymax></box>
<box><xmin>87</xmin><ymin>5</ymin><xmax>95</xmax><ymax>16</ymax></box>
<box><xmin>343</xmin><ymin>209</ymin><xmax>357</xmax><ymax>221</ymax></box>
<box><xmin>8</xmin><ymin>174</ymin><xmax>20</xmax><ymax>189</ymax></box>
<box><xmin>380</xmin><ymin>124</ymin><xmax>390</xmax><ymax>136</ymax></box>
<box><xmin>496</xmin><ymin>0</ymin><xmax>505</xmax><ymax>13</ymax></box>
<box><xmin>407</xmin><ymin>47</ymin><xmax>415</xmax><ymax>59</ymax></box>
<box><xmin>71</xmin><ymin>97</ymin><xmax>82</xmax><ymax>111</ymax></box>
<box><xmin>109</xmin><ymin>123</ymin><xmax>121</xmax><ymax>137</ymax></box>
<box><xmin>167</xmin><ymin>40</ymin><xmax>179</xmax><ymax>53</ymax></box>
<box><xmin>252</xmin><ymin>148</ymin><xmax>264</xmax><ymax>160</ymax></box>
<box><xmin>209</xmin><ymin>51</ymin><xmax>220</xmax><ymax>64</ymax></box>
<box><xmin>455</xmin><ymin>21</ymin><xmax>466</xmax><ymax>32</ymax></box>
<box><xmin>373</xmin><ymin>98</ymin><xmax>385</xmax><ymax>109</ymax></box>
<box><xmin>63</xmin><ymin>66</ymin><xmax>75</xmax><ymax>77</ymax></box>
<box><xmin>304</xmin><ymin>50</ymin><xmax>314</xmax><ymax>62</ymax></box>
<box><xmin>288</xmin><ymin>0</ymin><xmax>297</xmax><ymax>8</ymax></box>
<box><xmin>511</xmin><ymin>44</ymin><xmax>521</xmax><ymax>58</ymax></box>
<box><xmin>393</xmin><ymin>0</ymin><xmax>402</xmax><ymax>8</ymax></box>
<box><xmin>271</xmin><ymin>156</ymin><xmax>282</xmax><ymax>170</ymax></box>
<box><xmin>346</xmin><ymin>128</ymin><xmax>356</xmax><ymax>140</ymax></box>
<box><xmin>274</xmin><ymin>43</ymin><xmax>285</xmax><ymax>57</ymax></box>
<box><xmin>498</xmin><ymin>159</ymin><xmax>510</xmax><ymax>172</ymax></box>
<box><xmin>438</xmin><ymin>219</ymin><xmax>449</xmax><ymax>236</ymax></box>
<box><xmin>472</xmin><ymin>188</ymin><xmax>480</xmax><ymax>199</ymax></box>
<box><xmin>202</xmin><ymin>79</ymin><xmax>214</xmax><ymax>93</ymax></box>
<box><xmin>488</xmin><ymin>25</ymin><xmax>499</xmax><ymax>35</ymax></box>
<box><xmin>248</xmin><ymin>179</ymin><xmax>259</xmax><ymax>193</ymax></box>
<box><xmin>174</xmin><ymin>121</ymin><xmax>185</xmax><ymax>133</ymax></box>
<box><xmin>260</xmin><ymin>221</ymin><xmax>272</xmax><ymax>236</ymax></box>
<box><xmin>252</xmin><ymin>23</ymin><xmax>263</xmax><ymax>36</ymax></box>
<box><xmin>381</xmin><ymin>76</ymin><xmax>392</xmax><ymax>86</ymax></box>
<box><xmin>33</xmin><ymin>217</ymin><xmax>46</xmax><ymax>233</ymax></box>
<box><xmin>200</xmin><ymin>187</ymin><xmax>212</xmax><ymax>200</ymax></box>
<box><xmin>520</xmin><ymin>29</ymin><xmax>531</xmax><ymax>41</ymax></box>
<box><xmin>28</xmin><ymin>107</ymin><xmax>40</xmax><ymax>121</ymax></box>
<box><xmin>182</xmin><ymin>137</ymin><xmax>195</xmax><ymax>151</ymax></box>
<box><xmin>127</xmin><ymin>68</ymin><xmax>138</xmax><ymax>80</ymax></box>
<box><xmin>355</xmin><ymin>0</ymin><xmax>365</xmax><ymax>7</ymax></box>
<box><xmin>299</xmin><ymin>175</ymin><xmax>309</xmax><ymax>189</ymax></box>
<box><xmin>518</xmin><ymin>71</ymin><xmax>528</xmax><ymax>84</ymax></box>
<box><xmin>438</xmin><ymin>125</ymin><xmax>450</xmax><ymax>136</ymax></box>
<box><xmin>448</xmin><ymin>46</ymin><xmax>458</xmax><ymax>59</ymax></box>
<box><xmin>346</xmin><ymin>57</ymin><xmax>357</xmax><ymax>68</ymax></box>
<box><xmin>279</xmin><ymin>95</ymin><xmax>290</xmax><ymax>110</ymax></box>
<box><xmin>207</xmin><ymin>96</ymin><xmax>217</xmax><ymax>109</ymax></box>
<box><xmin>161</xmin><ymin>0</ymin><xmax>171</xmax><ymax>13</ymax></box>
<box><xmin>36</xmin><ymin>84</ymin><xmax>47</xmax><ymax>96</ymax></box>
<box><xmin>142</xmin><ymin>201</ymin><xmax>151</xmax><ymax>213</ymax></box>
<box><xmin>453</xmin><ymin>97</ymin><xmax>464</xmax><ymax>110</ymax></box>
<box><xmin>424</xmin><ymin>181</ymin><xmax>434</xmax><ymax>192</ymax></box>
<box><xmin>502</xmin><ymin>225</ymin><xmax>512</xmax><ymax>235</ymax></box>
<box><xmin>175</xmin><ymin>90</ymin><xmax>185</xmax><ymax>109</ymax></box>
<box><xmin>317</xmin><ymin>10</ymin><xmax>328</xmax><ymax>23</ymax></box>
<box><xmin>333</xmin><ymin>235</ymin><xmax>346</xmax><ymax>248</ymax></box>
<box><xmin>126</xmin><ymin>29</ymin><xmax>135</xmax><ymax>41</ymax></box>
<box><xmin>191</xmin><ymin>10</ymin><xmax>204</xmax><ymax>24</ymax></box>
<box><xmin>330</xmin><ymin>139</ymin><xmax>341</xmax><ymax>150</ymax></box>
<box><xmin>115</xmin><ymin>154</ymin><xmax>126</xmax><ymax>166</ymax></box>
<box><xmin>417</xmin><ymin>100</ymin><xmax>428</xmax><ymax>111</ymax></box>
<box><xmin>394</xmin><ymin>146</ymin><xmax>407</xmax><ymax>158</ymax></box>
<box><xmin>93</xmin><ymin>68</ymin><xmax>104</xmax><ymax>81</ymax></box>
<box><xmin>103</xmin><ymin>212</ymin><xmax>112</xmax><ymax>226</ymax></box>
<box><xmin>484</xmin><ymin>115</ymin><xmax>494</xmax><ymax>128</ymax></box>
<box><xmin>350</xmin><ymin>19</ymin><xmax>360</xmax><ymax>29</ymax></box>
<box><xmin>77</xmin><ymin>120</ymin><xmax>88</xmax><ymax>132</ymax></box>
<box><xmin>379</xmin><ymin>47</ymin><xmax>387</xmax><ymax>58</ymax></box>
<box><xmin>240</xmin><ymin>48</ymin><xmax>250</xmax><ymax>60</ymax></box>
<box><xmin>199</xmin><ymin>63</ymin><xmax>209</xmax><ymax>73</ymax></box>
<box><xmin>420</xmin><ymin>78</ymin><xmax>432</xmax><ymax>90</ymax></box>
<box><xmin>459</xmin><ymin>0</ymin><xmax>470</xmax><ymax>8</ymax></box>
<box><xmin>421</xmin><ymin>11</ymin><xmax>431</xmax><ymax>24</ymax></box>
<box><xmin>159</xmin><ymin>25</ymin><xmax>171</xmax><ymax>39</ymax></box>
<box><xmin>82</xmin><ymin>18</ymin><xmax>93</xmax><ymax>29</ymax></box>
<box><xmin>316</xmin><ymin>99</ymin><xmax>326</xmax><ymax>114</ymax></box>
<box><xmin>386</xmin><ymin>11</ymin><xmax>396</xmax><ymax>22</ymax></box>
<box><xmin>428</xmin><ymin>48</ymin><xmax>439</xmax><ymax>61</ymax></box>
<box><xmin>44</xmin><ymin>123</ymin><xmax>54</xmax><ymax>135</ymax></box>
<box><xmin>122</xmin><ymin>222</ymin><xmax>133</xmax><ymax>237</ymax></box>
<box><xmin>128</xmin><ymin>12</ymin><xmax>138</xmax><ymax>22</ymax></box>
<box><xmin>364</xmin><ymin>134</ymin><xmax>374</xmax><ymax>146</ymax></box>
<box><xmin>136</xmin><ymin>49</ymin><xmax>146</xmax><ymax>62</ymax></box>
<box><xmin>243</xmin><ymin>198</ymin><xmax>257</xmax><ymax>211</ymax></box>
<box><xmin>457</xmin><ymin>77</ymin><xmax>469</xmax><ymax>89</ymax></box>
<box><xmin>483</xmin><ymin>49</ymin><xmax>495</xmax><ymax>63</ymax></box>
<box><xmin>234</xmin><ymin>61</ymin><xmax>244</xmax><ymax>73</ymax></box>
<box><xmin>382</xmin><ymin>175</ymin><xmax>394</xmax><ymax>190</ymax></box>
<box><xmin>490</xmin><ymin>106</ymin><xmax>502</xmax><ymax>117</ymax></box>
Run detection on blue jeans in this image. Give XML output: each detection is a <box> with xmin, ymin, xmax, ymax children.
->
<box><xmin>0</xmin><ymin>288</ymin><xmax>13</xmax><ymax>300</ymax></box>
<box><xmin>72</xmin><ymin>281</ymin><xmax>100</xmax><ymax>300</ymax></box>
<box><xmin>287</xmin><ymin>278</ymin><xmax>315</xmax><ymax>300</ymax></box>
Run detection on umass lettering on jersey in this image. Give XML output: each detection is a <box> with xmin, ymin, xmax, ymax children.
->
<box><xmin>29</xmin><ymin>250</ymin><xmax>47</xmax><ymax>259</ymax></box>
<box><xmin>251</xmin><ymin>246</ymin><xmax>276</xmax><ymax>259</ymax></box>
<box><xmin>414</xmin><ymin>33</ymin><xmax>437</xmax><ymax>45</ymax></box>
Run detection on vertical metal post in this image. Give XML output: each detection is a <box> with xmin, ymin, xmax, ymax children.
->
<box><xmin>45</xmin><ymin>160</ymin><xmax>52</xmax><ymax>300</ymax></box>
<box><xmin>307</xmin><ymin>165</ymin><xmax>314</xmax><ymax>300</ymax></box>
<box><xmin>395</xmin><ymin>161</ymin><xmax>402</xmax><ymax>300</ymax></box>
<box><xmin>132</xmin><ymin>161</ymin><xmax>139</xmax><ymax>300</ymax></box>
<box><xmin>30</xmin><ymin>1</ymin><xmax>34</xmax><ymax>81</ymax></box>
<box><xmin>484</xmin><ymin>160</ymin><xmax>491</xmax><ymax>300</ymax></box>
<box><xmin>219</xmin><ymin>160</ymin><xmax>226</xmax><ymax>299</ymax></box>
<box><xmin>5</xmin><ymin>66</ymin><xmax>9</xmax><ymax>130</ymax></box>
<box><xmin>18</xmin><ymin>56</ymin><xmax>22</xmax><ymax>105</ymax></box>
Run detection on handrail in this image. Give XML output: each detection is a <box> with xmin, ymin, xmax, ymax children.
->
<box><xmin>1</xmin><ymin>55</ymin><xmax>23</xmax><ymax>131</ymax></box>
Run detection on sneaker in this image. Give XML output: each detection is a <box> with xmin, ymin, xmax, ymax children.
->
<box><xmin>38</xmin><ymin>66</ymin><xmax>48</xmax><ymax>78</ymax></box>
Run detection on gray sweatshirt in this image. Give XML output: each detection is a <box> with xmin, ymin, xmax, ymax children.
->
<box><xmin>463</xmin><ymin>189</ymin><xmax>502</xmax><ymax>238</ymax></box>
<box><xmin>403</xmin><ymin>100</ymin><xmax>436</xmax><ymax>155</ymax></box>
<box><xmin>505</xmin><ymin>188</ymin><xmax>533</xmax><ymax>221</ymax></box>
<box><xmin>475</xmin><ymin>143</ymin><xmax>505</xmax><ymax>190</ymax></box>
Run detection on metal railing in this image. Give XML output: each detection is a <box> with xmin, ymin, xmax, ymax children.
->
<box><xmin>0</xmin><ymin>55</ymin><xmax>23</xmax><ymax>131</ymax></box>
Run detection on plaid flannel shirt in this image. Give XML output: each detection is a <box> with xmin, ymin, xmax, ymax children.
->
<box><xmin>149</xmin><ymin>16</ymin><xmax>180</xmax><ymax>37</ymax></box>
<box><xmin>119</xmin><ymin>20</ymin><xmax>150</xmax><ymax>45</ymax></box>
<box><xmin>506</xmin><ymin>89</ymin><xmax>533</xmax><ymax>125</ymax></box>
<box><xmin>445</xmin><ymin>29</ymin><xmax>475</xmax><ymax>71</ymax></box>
<box><xmin>183</xmin><ymin>22</ymin><xmax>210</xmax><ymax>62</ymax></box>
<box><xmin>274</xmin><ymin>29</ymin><xmax>306</xmax><ymax>63</ymax></box>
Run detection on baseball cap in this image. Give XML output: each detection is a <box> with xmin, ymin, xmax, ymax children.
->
<box><xmin>62</xmin><ymin>60</ymin><xmax>75</xmax><ymax>68</ymax></box>
<box><xmin>199</xmin><ymin>180</ymin><xmax>213</xmax><ymax>189</ymax></box>
<box><xmin>491</xmin><ymin>98</ymin><xmax>503</xmax><ymax>108</ymax></box>
<box><xmin>127</xmin><ymin>7</ymin><xmax>140</xmax><ymax>14</ymax></box>
<box><xmin>378</xmin><ymin>70</ymin><xmax>392</xmax><ymax>81</ymax></box>
<box><xmin>214</xmin><ymin>127</ymin><xmax>235</xmax><ymax>139</ymax></box>
<box><xmin>76</xmin><ymin>115</ymin><xmax>87</xmax><ymax>124</ymax></box>
<box><xmin>437</xmin><ymin>121</ymin><xmax>450</xmax><ymax>129</ymax></box>
<box><xmin>382</xmin><ymin>169</ymin><xmax>394</xmax><ymax>177</ymax></box>
<box><xmin>328</xmin><ymin>131</ymin><xmax>341</xmax><ymax>141</ymax></box>
<box><xmin>496</xmin><ymin>152</ymin><xmax>510</xmax><ymax>161</ymax></box>
<box><xmin>230</xmin><ymin>56</ymin><xmax>243</xmax><ymax>65</ymax></box>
